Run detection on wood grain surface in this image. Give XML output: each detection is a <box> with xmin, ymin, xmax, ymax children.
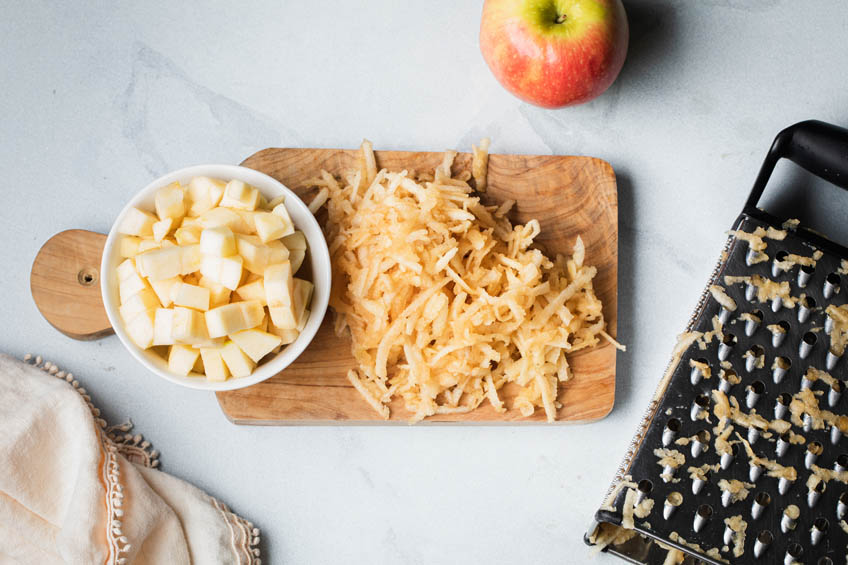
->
<box><xmin>31</xmin><ymin>229</ymin><xmax>114</xmax><ymax>340</ymax></box>
<box><xmin>216</xmin><ymin>147</ymin><xmax>618</xmax><ymax>424</ymax></box>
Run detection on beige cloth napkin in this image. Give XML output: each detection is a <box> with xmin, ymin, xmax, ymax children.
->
<box><xmin>0</xmin><ymin>353</ymin><xmax>261</xmax><ymax>564</ymax></box>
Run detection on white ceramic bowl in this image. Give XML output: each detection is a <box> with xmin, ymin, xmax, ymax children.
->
<box><xmin>101</xmin><ymin>164</ymin><xmax>331</xmax><ymax>391</ymax></box>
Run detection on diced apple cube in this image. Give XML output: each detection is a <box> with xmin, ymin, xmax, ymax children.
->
<box><xmin>171</xmin><ymin>282</ymin><xmax>210</xmax><ymax>311</ymax></box>
<box><xmin>152</xmin><ymin>308</ymin><xmax>175</xmax><ymax>346</ymax></box>
<box><xmin>268</xmin><ymin>325</ymin><xmax>300</xmax><ymax>346</ymax></box>
<box><xmin>180</xmin><ymin>244</ymin><xmax>202</xmax><ymax>274</ymax></box>
<box><xmin>180</xmin><ymin>216</ymin><xmax>202</xmax><ymax>229</ymax></box>
<box><xmin>205</xmin><ymin>304</ymin><xmax>244</xmax><ymax>337</ymax></box>
<box><xmin>168</xmin><ymin>344</ymin><xmax>199</xmax><ymax>376</ymax></box>
<box><xmin>117</xmin><ymin>258</ymin><xmax>138</xmax><ymax>281</ymax></box>
<box><xmin>238</xmin><ymin>234</ymin><xmax>289</xmax><ymax>275</ymax></box>
<box><xmin>119</xmin><ymin>288</ymin><xmax>161</xmax><ymax>322</ymax></box>
<box><xmin>135</xmin><ymin>246</ymin><xmax>181</xmax><ymax>280</ymax></box>
<box><xmin>265</xmin><ymin>262</ymin><xmax>294</xmax><ymax>307</ymax></box>
<box><xmin>174</xmin><ymin>225</ymin><xmax>202</xmax><ymax>245</ymax></box>
<box><xmin>234</xmin><ymin>210</ymin><xmax>259</xmax><ymax>234</ymax></box>
<box><xmin>118</xmin><ymin>207</ymin><xmax>157</xmax><ymax>237</ymax></box>
<box><xmin>297</xmin><ymin>309</ymin><xmax>309</xmax><ymax>332</ymax></box>
<box><xmin>282</xmin><ymin>230</ymin><xmax>307</xmax><ymax>250</ymax></box>
<box><xmin>289</xmin><ymin>248</ymin><xmax>305</xmax><ymax>274</ymax></box>
<box><xmin>154</xmin><ymin>182</ymin><xmax>186</xmax><ymax>221</ymax></box>
<box><xmin>199</xmin><ymin>255</ymin><xmax>243</xmax><ymax>290</ymax></box>
<box><xmin>161</xmin><ymin>238</ymin><xmax>177</xmax><ymax>248</ymax></box>
<box><xmin>137</xmin><ymin>239</ymin><xmax>161</xmax><ymax>253</ymax></box>
<box><xmin>220</xmin><ymin>179</ymin><xmax>260</xmax><ymax>210</ymax></box>
<box><xmin>149</xmin><ymin>276</ymin><xmax>181</xmax><ymax>307</ymax></box>
<box><xmin>119</xmin><ymin>269</ymin><xmax>149</xmax><ymax>304</ymax></box>
<box><xmin>235</xmin><ymin>279</ymin><xmax>266</xmax><ymax>305</ymax></box>
<box><xmin>271</xmin><ymin>203</ymin><xmax>295</xmax><ymax>233</ymax></box>
<box><xmin>205</xmin><ymin>300</ymin><xmax>264</xmax><ymax>337</ymax></box>
<box><xmin>229</xmin><ymin>329</ymin><xmax>282</xmax><ymax>363</ymax></box>
<box><xmin>120</xmin><ymin>236</ymin><xmax>141</xmax><ymax>258</ymax></box>
<box><xmin>292</xmin><ymin>278</ymin><xmax>314</xmax><ymax>327</ymax></box>
<box><xmin>282</xmin><ymin>231</ymin><xmax>307</xmax><ymax>273</ymax></box>
<box><xmin>200</xmin><ymin>347</ymin><xmax>230</xmax><ymax>382</ymax></box>
<box><xmin>266</xmin><ymin>195</ymin><xmax>286</xmax><ymax>210</ymax></box>
<box><xmin>199</xmin><ymin>276</ymin><xmax>231</xmax><ymax>307</ymax></box>
<box><xmin>254</xmin><ymin>211</ymin><xmax>294</xmax><ymax>242</ymax></box>
<box><xmin>197</xmin><ymin>207</ymin><xmax>251</xmax><ymax>235</ymax></box>
<box><xmin>220</xmin><ymin>341</ymin><xmax>256</xmax><ymax>377</ymax></box>
<box><xmin>188</xmin><ymin>336</ymin><xmax>225</xmax><ymax>349</ymax></box>
<box><xmin>152</xmin><ymin>217</ymin><xmax>173</xmax><ymax>242</ymax></box>
<box><xmin>268</xmin><ymin>304</ymin><xmax>297</xmax><ymax>330</ymax></box>
<box><xmin>199</xmin><ymin>226</ymin><xmax>236</xmax><ymax>257</ymax></box>
<box><xmin>186</xmin><ymin>177</ymin><xmax>225</xmax><ymax>216</ymax></box>
<box><xmin>171</xmin><ymin>306</ymin><xmax>209</xmax><ymax>344</ymax></box>
<box><xmin>124</xmin><ymin>308</ymin><xmax>156</xmax><ymax>349</ymax></box>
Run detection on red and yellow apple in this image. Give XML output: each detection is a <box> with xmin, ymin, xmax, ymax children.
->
<box><xmin>480</xmin><ymin>0</ymin><xmax>628</xmax><ymax>108</ymax></box>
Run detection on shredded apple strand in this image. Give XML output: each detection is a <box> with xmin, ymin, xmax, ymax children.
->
<box><xmin>314</xmin><ymin>140</ymin><xmax>607</xmax><ymax>422</ymax></box>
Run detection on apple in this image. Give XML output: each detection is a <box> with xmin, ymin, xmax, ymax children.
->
<box><xmin>480</xmin><ymin>0</ymin><xmax>628</xmax><ymax>108</ymax></box>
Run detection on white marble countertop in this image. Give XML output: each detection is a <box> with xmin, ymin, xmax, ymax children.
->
<box><xmin>3</xmin><ymin>2</ymin><xmax>848</xmax><ymax>563</ymax></box>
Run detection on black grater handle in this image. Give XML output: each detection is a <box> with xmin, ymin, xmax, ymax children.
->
<box><xmin>745</xmin><ymin>119</ymin><xmax>848</xmax><ymax>212</ymax></box>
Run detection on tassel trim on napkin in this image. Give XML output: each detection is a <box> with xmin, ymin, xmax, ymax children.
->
<box><xmin>22</xmin><ymin>354</ymin><xmax>262</xmax><ymax>565</ymax></box>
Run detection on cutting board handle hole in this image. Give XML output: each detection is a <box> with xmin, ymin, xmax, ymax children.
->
<box><xmin>78</xmin><ymin>268</ymin><xmax>98</xmax><ymax>286</ymax></box>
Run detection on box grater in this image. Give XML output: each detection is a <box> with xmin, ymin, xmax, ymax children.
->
<box><xmin>586</xmin><ymin>120</ymin><xmax>848</xmax><ymax>564</ymax></box>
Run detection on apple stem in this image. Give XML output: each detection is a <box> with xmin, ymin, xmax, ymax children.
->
<box><xmin>555</xmin><ymin>14</ymin><xmax>567</xmax><ymax>24</ymax></box>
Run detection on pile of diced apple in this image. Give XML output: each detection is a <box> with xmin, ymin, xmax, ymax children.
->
<box><xmin>115</xmin><ymin>176</ymin><xmax>313</xmax><ymax>381</ymax></box>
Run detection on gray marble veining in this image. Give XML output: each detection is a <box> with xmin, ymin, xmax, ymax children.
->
<box><xmin>2</xmin><ymin>1</ymin><xmax>848</xmax><ymax>563</ymax></box>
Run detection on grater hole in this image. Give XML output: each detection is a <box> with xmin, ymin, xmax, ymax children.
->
<box><xmin>775</xmin><ymin>356</ymin><xmax>791</xmax><ymax>370</ymax></box>
<box><xmin>808</xmin><ymin>441</ymin><xmax>824</xmax><ymax>456</ymax></box>
<box><xmin>833</xmin><ymin>380</ymin><xmax>844</xmax><ymax>393</ymax></box>
<box><xmin>666</xmin><ymin>492</ymin><xmax>683</xmax><ymax>506</ymax></box>
<box><xmin>778</xmin><ymin>320</ymin><xmax>791</xmax><ymax>333</ymax></box>
<box><xmin>840</xmin><ymin>492</ymin><xmax>848</xmax><ymax>506</ymax></box>
<box><xmin>778</xmin><ymin>392</ymin><xmax>792</xmax><ymax>407</ymax></box>
<box><xmin>750</xmin><ymin>380</ymin><xmax>765</xmax><ymax>394</ymax></box>
<box><xmin>818</xmin><ymin>558</ymin><xmax>833</xmax><ymax>565</ymax></box>
<box><xmin>802</xmin><ymin>295</ymin><xmax>816</xmax><ymax>309</ymax></box>
<box><xmin>695</xmin><ymin>429</ymin><xmax>709</xmax><ymax>444</ymax></box>
<box><xmin>697</xmin><ymin>504</ymin><xmax>712</xmax><ymax>518</ymax></box>
<box><xmin>756</xmin><ymin>529</ymin><xmax>773</xmax><ymax>544</ymax></box>
<box><xmin>786</xmin><ymin>543</ymin><xmax>802</xmax><ymax>558</ymax></box>
<box><xmin>779</xmin><ymin>431</ymin><xmax>791</xmax><ymax>443</ymax></box>
<box><xmin>827</xmin><ymin>272</ymin><xmax>841</xmax><ymax>286</ymax></box>
<box><xmin>722</xmin><ymin>332</ymin><xmax>737</xmax><ymax>346</ymax></box>
<box><xmin>775</xmin><ymin>250</ymin><xmax>788</xmax><ymax>262</ymax></box>
<box><xmin>638</xmin><ymin>479</ymin><xmax>653</xmax><ymax>494</ymax></box>
<box><xmin>695</xmin><ymin>394</ymin><xmax>710</xmax><ymax>409</ymax></box>
<box><xmin>750</xmin><ymin>309</ymin><xmax>764</xmax><ymax>322</ymax></box>
<box><xmin>803</xmin><ymin>331</ymin><xmax>817</xmax><ymax>345</ymax></box>
<box><xmin>694</xmin><ymin>356</ymin><xmax>708</xmax><ymax>366</ymax></box>
<box><xmin>813</xmin><ymin>480</ymin><xmax>826</xmax><ymax>494</ymax></box>
<box><xmin>750</xmin><ymin>344</ymin><xmax>764</xmax><ymax>357</ymax></box>
<box><xmin>814</xmin><ymin>517</ymin><xmax>829</xmax><ymax>532</ymax></box>
<box><xmin>755</xmin><ymin>492</ymin><xmax>771</xmax><ymax>506</ymax></box>
<box><xmin>666</xmin><ymin>418</ymin><xmax>680</xmax><ymax>432</ymax></box>
<box><xmin>802</xmin><ymin>264</ymin><xmax>816</xmax><ymax>275</ymax></box>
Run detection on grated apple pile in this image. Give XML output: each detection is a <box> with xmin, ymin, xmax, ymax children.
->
<box><xmin>313</xmin><ymin>141</ymin><xmax>615</xmax><ymax>422</ymax></box>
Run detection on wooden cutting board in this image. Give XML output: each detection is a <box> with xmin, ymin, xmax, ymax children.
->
<box><xmin>219</xmin><ymin>147</ymin><xmax>618</xmax><ymax>424</ymax></box>
<box><xmin>30</xmin><ymin>147</ymin><xmax>618</xmax><ymax>424</ymax></box>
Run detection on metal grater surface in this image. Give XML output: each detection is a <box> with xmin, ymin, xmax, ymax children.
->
<box><xmin>586</xmin><ymin>121</ymin><xmax>848</xmax><ymax>565</ymax></box>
